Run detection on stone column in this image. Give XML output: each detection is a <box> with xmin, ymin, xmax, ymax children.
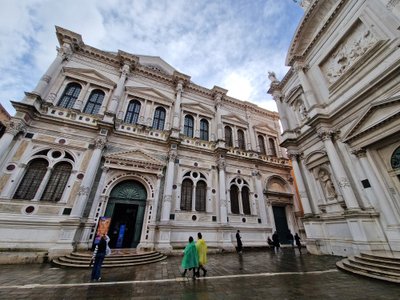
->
<box><xmin>88</xmin><ymin>167</ymin><xmax>109</xmax><ymax>220</ymax></box>
<box><xmin>151</xmin><ymin>173</ymin><xmax>163</xmax><ymax>222</ymax></box>
<box><xmin>301</xmin><ymin>165</ymin><xmax>322</xmax><ymax>212</ymax></box>
<box><xmin>215</xmin><ymin>94</ymin><xmax>223</xmax><ymax>141</ymax></box>
<box><xmin>0</xmin><ymin>119</ymin><xmax>25</xmax><ymax>163</ymax></box>
<box><xmin>272</xmin><ymin>93</ymin><xmax>290</xmax><ymax>131</ymax></box>
<box><xmin>218</xmin><ymin>156</ymin><xmax>228</xmax><ymax>224</ymax></box>
<box><xmin>32</xmin><ymin>43</ymin><xmax>72</xmax><ymax>97</ymax></box>
<box><xmin>161</xmin><ymin>148</ymin><xmax>177</xmax><ymax>221</ymax></box>
<box><xmin>317</xmin><ymin>129</ymin><xmax>360</xmax><ymax>210</ymax></box>
<box><xmin>70</xmin><ymin>136</ymin><xmax>106</xmax><ymax>218</ymax></box>
<box><xmin>355</xmin><ymin>148</ymin><xmax>399</xmax><ymax>224</ymax></box>
<box><xmin>246</xmin><ymin>110</ymin><xmax>257</xmax><ymax>152</ymax></box>
<box><xmin>108</xmin><ymin>63</ymin><xmax>130</xmax><ymax>115</ymax></box>
<box><xmin>32</xmin><ymin>167</ymin><xmax>53</xmax><ymax>201</ymax></box>
<box><xmin>253</xmin><ymin>170</ymin><xmax>268</xmax><ymax>224</ymax></box>
<box><xmin>172</xmin><ymin>81</ymin><xmax>184</xmax><ymax>132</ymax></box>
<box><xmin>293</xmin><ymin>62</ymin><xmax>317</xmax><ymax>109</ymax></box>
<box><xmin>73</xmin><ymin>83</ymin><xmax>90</xmax><ymax>111</ymax></box>
<box><xmin>287</xmin><ymin>151</ymin><xmax>313</xmax><ymax>216</ymax></box>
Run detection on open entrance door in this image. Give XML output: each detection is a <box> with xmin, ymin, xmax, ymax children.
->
<box><xmin>272</xmin><ymin>206</ymin><xmax>290</xmax><ymax>244</ymax></box>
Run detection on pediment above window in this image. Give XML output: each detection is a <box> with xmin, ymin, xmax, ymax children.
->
<box><xmin>253</xmin><ymin>123</ymin><xmax>276</xmax><ymax>135</ymax></box>
<box><xmin>125</xmin><ymin>86</ymin><xmax>172</xmax><ymax>104</ymax></box>
<box><xmin>181</xmin><ymin>102</ymin><xmax>214</xmax><ymax>117</ymax></box>
<box><xmin>222</xmin><ymin>113</ymin><xmax>248</xmax><ymax>126</ymax></box>
<box><xmin>62</xmin><ymin>67</ymin><xmax>116</xmax><ymax>88</ymax></box>
<box><xmin>343</xmin><ymin>96</ymin><xmax>400</xmax><ymax>146</ymax></box>
<box><xmin>104</xmin><ymin>149</ymin><xmax>165</xmax><ymax>172</ymax></box>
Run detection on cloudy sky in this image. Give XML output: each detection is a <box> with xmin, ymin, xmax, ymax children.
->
<box><xmin>0</xmin><ymin>0</ymin><xmax>304</xmax><ymax>115</ymax></box>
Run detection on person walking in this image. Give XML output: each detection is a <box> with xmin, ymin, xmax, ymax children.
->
<box><xmin>294</xmin><ymin>233</ymin><xmax>302</xmax><ymax>254</ymax></box>
<box><xmin>196</xmin><ymin>232</ymin><xmax>208</xmax><ymax>277</ymax></box>
<box><xmin>181</xmin><ymin>236</ymin><xmax>199</xmax><ymax>279</ymax></box>
<box><xmin>236</xmin><ymin>230</ymin><xmax>243</xmax><ymax>254</ymax></box>
<box><xmin>272</xmin><ymin>231</ymin><xmax>280</xmax><ymax>253</ymax></box>
<box><xmin>90</xmin><ymin>234</ymin><xmax>107</xmax><ymax>281</ymax></box>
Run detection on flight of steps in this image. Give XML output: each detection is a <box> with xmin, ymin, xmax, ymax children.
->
<box><xmin>52</xmin><ymin>250</ymin><xmax>167</xmax><ymax>268</ymax></box>
<box><xmin>336</xmin><ymin>252</ymin><xmax>400</xmax><ymax>283</ymax></box>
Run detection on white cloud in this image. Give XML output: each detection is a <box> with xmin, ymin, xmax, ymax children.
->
<box><xmin>0</xmin><ymin>0</ymin><xmax>304</xmax><ymax>115</ymax></box>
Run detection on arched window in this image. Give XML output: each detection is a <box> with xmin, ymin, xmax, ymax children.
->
<box><xmin>125</xmin><ymin>100</ymin><xmax>141</xmax><ymax>124</ymax></box>
<box><xmin>230</xmin><ymin>185</ymin><xmax>239</xmax><ymax>214</ymax></box>
<box><xmin>184</xmin><ymin>115</ymin><xmax>194</xmax><ymax>138</ymax></box>
<box><xmin>258</xmin><ymin>135</ymin><xmax>266</xmax><ymax>155</ymax></box>
<box><xmin>269</xmin><ymin>138</ymin><xmax>277</xmax><ymax>156</ymax></box>
<box><xmin>242</xmin><ymin>186</ymin><xmax>251</xmax><ymax>215</ymax></box>
<box><xmin>391</xmin><ymin>146</ymin><xmax>400</xmax><ymax>170</ymax></box>
<box><xmin>152</xmin><ymin>107</ymin><xmax>166</xmax><ymax>130</ymax></box>
<box><xmin>57</xmin><ymin>82</ymin><xmax>81</xmax><ymax>109</ymax></box>
<box><xmin>200</xmin><ymin>119</ymin><xmax>209</xmax><ymax>141</ymax></box>
<box><xmin>181</xmin><ymin>179</ymin><xmax>193</xmax><ymax>211</ymax></box>
<box><xmin>41</xmin><ymin>162</ymin><xmax>72</xmax><ymax>202</ymax></box>
<box><xmin>225</xmin><ymin>126</ymin><xmax>233</xmax><ymax>147</ymax></box>
<box><xmin>83</xmin><ymin>89</ymin><xmax>105</xmax><ymax>115</ymax></box>
<box><xmin>195</xmin><ymin>181</ymin><xmax>207</xmax><ymax>211</ymax></box>
<box><xmin>13</xmin><ymin>159</ymin><xmax>48</xmax><ymax>200</ymax></box>
<box><xmin>238</xmin><ymin>129</ymin><xmax>246</xmax><ymax>150</ymax></box>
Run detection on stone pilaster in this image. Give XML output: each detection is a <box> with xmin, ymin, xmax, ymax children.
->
<box><xmin>161</xmin><ymin>147</ymin><xmax>177</xmax><ymax>221</ymax></box>
<box><xmin>217</xmin><ymin>156</ymin><xmax>228</xmax><ymax>224</ymax></box>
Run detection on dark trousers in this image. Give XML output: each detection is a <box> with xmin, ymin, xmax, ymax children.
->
<box><xmin>91</xmin><ymin>253</ymin><xmax>105</xmax><ymax>280</ymax></box>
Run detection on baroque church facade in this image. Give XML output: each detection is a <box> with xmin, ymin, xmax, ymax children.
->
<box><xmin>0</xmin><ymin>27</ymin><xmax>301</xmax><ymax>260</ymax></box>
<box><xmin>269</xmin><ymin>0</ymin><xmax>400</xmax><ymax>256</ymax></box>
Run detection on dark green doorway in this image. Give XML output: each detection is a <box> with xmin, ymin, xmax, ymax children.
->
<box><xmin>104</xmin><ymin>180</ymin><xmax>147</xmax><ymax>248</ymax></box>
<box><xmin>272</xmin><ymin>206</ymin><xmax>290</xmax><ymax>244</ymax></box>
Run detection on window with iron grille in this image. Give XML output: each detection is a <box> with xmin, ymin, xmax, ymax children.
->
<box><xmin>199</xmin><ymin>119</ymin><xmax>209</xmax><ymax>141</ymax></box>
<box><xmin>83</xmin><ymin>89</ymin><xmax>105</xmax><ymax>115</ymax></box>
<box><xmin>230</xmin><ymin>185</ymin><xmax>239</xmax><ymax>214</ymax></box>
<box><xmin>181</xmin><ymin>179</ymin><xmax>193</xmax><ymax>211</ymax></box>
<box><xmin>258</xmin><ymin>135</ymin><xmax>266</xmax><ymax>155</ymax></box>
<box><xmin>225</xmin><ymin>126</ymin><xmax>233</xmax><ymax>147</ymax></box>
<box><xmin>57</xmin><ymin>82</ymin><xmax>81</xmax><ymax>109</ymax></box>
<box><xmin>125</xmin><ymin>99</ymin><xmax>141</xmax><ymax>124</ymax></box>
<box><xmin>242</xmin><ymin>186</ymin><xmax>251</xmax><ymax>215</ymax></box>
<box><xmin>195</xmin><ymin>181</ymin><xmax>206</xmax><ymax>211</ymax></box>
<box><xmin>13</xmin><ymin>159</ymin><xmax>48</xmax><ymax>200</ymax></box>
<box><xmin>184</xmin><ymin>115</ymin><xmax>194</xmax><ymax>138</ymax></box>
<box><xmin>238</xmin><ymin>129</ymin><xmax>245</xmax><ymax>150</ymax></box>
<box><xmin>152</xmin><ymin>107</ymin><xmax>166</xmax><ymax>130</ymax></box>
<box><xmin>41</xmin><ymin>162</ymin><xmax>72</xmax><ymax>202</ymax></box>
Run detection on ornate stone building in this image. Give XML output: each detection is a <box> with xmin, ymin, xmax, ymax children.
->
<box><xmin>269</xmin><ymin>0</ymin><xmax>400</xmax><ymax>256</ymax></box>
<box><xmin>0</xmin><ymin>27</ymin><xmax>301</xmax><ymax>260</ymax></box>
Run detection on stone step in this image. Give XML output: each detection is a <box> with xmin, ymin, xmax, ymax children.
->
<box><xmin>336</xmin><ymin>258</ymin><xmax>400</xmax><ymax>284</ymax></box>
<box><xmin>359</xmin><ymin>253</ymin><xmax>400</xmax><ymax>265</ymax></box>
<box><xmin>52</xmin><ymin>251</ymin><xmax>167</xmax><ymax>268</ymax></box>
<box><xmin>349</xmin><ymin>256</ymin><xmax>400</xmax><ymax>274</ymax></box>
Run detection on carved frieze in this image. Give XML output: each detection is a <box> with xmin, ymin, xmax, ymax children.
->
<box><xmin>322</xmin><ymin>21</ymin><xmax>377</xmax><ymax>85</ymax></box>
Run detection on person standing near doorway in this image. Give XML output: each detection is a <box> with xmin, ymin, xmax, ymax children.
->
<box><xmin>272</xmin><ymin>231</ymin><xmax>280</xmax><ymax>253</ymax></box>
<box><xmin>236</xmin><ymin>230</ymin><xmax>243</xmax><ymax>254</ymax></box>
<box><xmin>196</xmin><ymin>232</ymin><xmax>208</xmax><ymax>277</ymax></box>
<box><xmin>294</xmin><ymin>233</ymin><xmax>302</xmax><ymax>254</ymax></box>
<box><xmin>90</xmin><ymin>234</ymin><xmax>107</xmax><ymax>281</ymax></box>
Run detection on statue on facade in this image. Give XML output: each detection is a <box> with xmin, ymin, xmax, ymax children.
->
<box><xmin>318</xmin><ymin>169</ymin><xmax>337</xmax><ymax>199</ymax></box>
<box><xmin>268</xmin><ymin>71</ymin><xmax>279</xmax><ymax>83</ymax></box>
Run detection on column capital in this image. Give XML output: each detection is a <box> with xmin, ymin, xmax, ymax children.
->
<box><xmin>293</xmin><ymin>61</ymin><xmax>308</xmax><ymax>72</ymax></box>
<box><xmin>317</xmin><ymin>128</ymin><xmax>335</xmax><ymax>141</ymax></box>
<box><xmin>287</xmin><ymin>151</ymin><xmax>303</xmax><ymax>160</ymax></box>
<box><xmin>120</xmin><ymin>62</ymin><xmax>131</xmax><ymax>76</ymax></box>
<box><xmin>217</xmin><ymin>157</ymin><xmax>226</xmax><ymax>170</ymax></box>
<box><xmin>272</xmin><ymin>91</ymin><xmax>283</xmax><ymax>102</ymax></box>
<box><xmin>351</xmin><ymin>148</ymin><xmax>367</xmax><ymax>158</ymax></box>
<box><xmin>57</xmin><ymin>43</ymin><xmax>73</xmax><ymax>61</ymax></box>
<box><xmin>168</xmin><ymin>149</ymin><xmax>178</xmax><ymax>162</ymax></box>
<box><xmin>5</xmin><ymin>119</ymin><xmax>26</xmax><ymax>136</ymax></box>
<box><xmin>94</xmin><ymin>136</ymin><xmax>107</xmax><ymax>149</ymax></box>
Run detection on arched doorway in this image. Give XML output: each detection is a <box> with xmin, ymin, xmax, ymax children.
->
<box><xmin>105</xmin><ymin>180</ymin><xmax>147</xmax><ymax>248</ymax></box>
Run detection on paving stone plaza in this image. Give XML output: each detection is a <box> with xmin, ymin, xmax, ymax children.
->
<box><xmin>0</xmin><ymin>249</ymin><xmax>398</xmax><ymax>299</ymax></box>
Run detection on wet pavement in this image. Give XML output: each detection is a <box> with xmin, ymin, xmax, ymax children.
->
<box><xmin>0</xmin><ymin>248</ymin><xmax>398</xmax><ymax>299</ymax></box>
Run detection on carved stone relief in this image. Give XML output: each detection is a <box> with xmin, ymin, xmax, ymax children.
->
<box><xmin>322</xmin><ymin>21</ymin><xmax>377</xmax><ymax>85</ymax></box>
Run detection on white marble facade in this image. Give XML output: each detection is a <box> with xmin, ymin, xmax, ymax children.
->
<box><xmin>269</xmin><ymin>0</ymin><xmax>400</xmax><ymax>256</ymax></box>
<box><xmin>0</xmin><ymin>27</ymin><xmax>301</xmax><ymax>260</ymax></box>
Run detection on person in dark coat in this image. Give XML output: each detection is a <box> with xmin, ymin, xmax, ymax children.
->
<box><xmin>294</xmin><ymin>233</ymin><xmax>302</xmax><ymax>254</ymax></box>
<box><xmin>91</xmin><ymin>235</ymin><xmax>107</xmax><ymax>281</ymax></box>
<box><xmin>272</xmin><ymin>231</ymin><xmax>280</xmax><ymax>253</ymax></box>
<box><xmin>236</xmin><ymin>230</ymin><xmax>243</xmax><ymax>254</ymax></box>
<box><xmin>267</xmin><ymin>236</ymin><xmax>274</xmax><ymax>248</ymax></box>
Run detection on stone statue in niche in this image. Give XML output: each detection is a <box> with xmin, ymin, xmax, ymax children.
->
<box><xmin>318</xmin><ymin>169</ymin><xmax>337</xmax><ymax>199</ymax></box>
<box><xmin>297</xmin><ymin>101</ymin><xmax>308</xmax><ymax>119</ymax></box>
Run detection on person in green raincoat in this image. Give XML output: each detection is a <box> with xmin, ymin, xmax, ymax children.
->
<box><xmin>181</xmin><ymin>236</ymin><xmax>199</xmax><ymax>279</ymax></box>
<box><xmin>195</xmin><ymin>232</ymin><xmax>208</xmax><ymax>277</ymax></box>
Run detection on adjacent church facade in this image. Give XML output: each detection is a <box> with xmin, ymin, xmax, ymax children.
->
<box><xmin>269</xmin><ymin>0</ymin><xmax>400</xmax><ymax>256</ymax></box>
<box><xmin>0</xmin><ymin>27</ymin><xmax>301</xmax><ymax>259</ymax></box>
